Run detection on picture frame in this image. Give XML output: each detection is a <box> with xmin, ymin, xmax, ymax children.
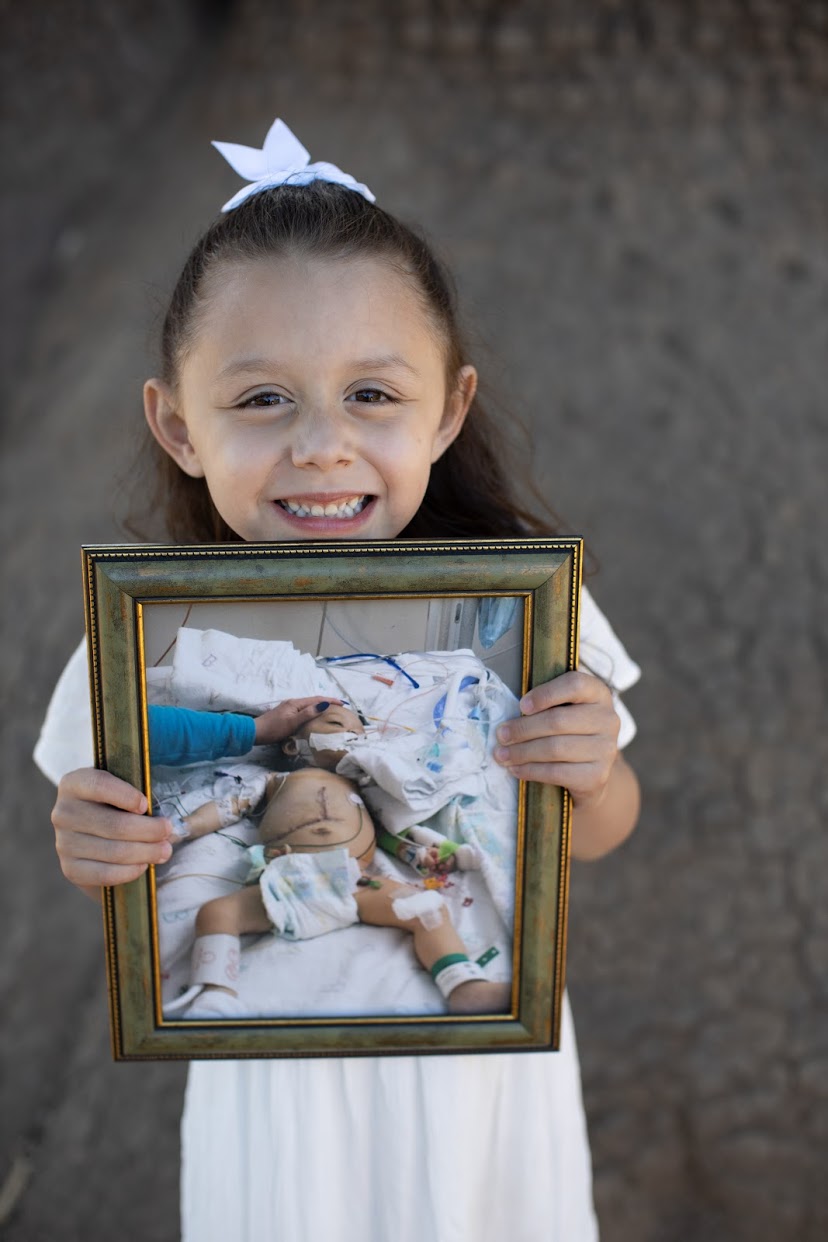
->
<box><xmin>83</xmin><ymin>538</ymin><xmax>582</xmax><ymax>1060</ymax></box>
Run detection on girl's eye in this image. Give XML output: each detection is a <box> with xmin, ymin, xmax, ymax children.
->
<box><xmin>239</xmin><ymin>391</ymin><xmax>288</xmax><ymax>408</ymax></box>
<box><xmin>350</xmin><ymin>388</ymin><xmax>395</xmax><ymax>405</ymax></box>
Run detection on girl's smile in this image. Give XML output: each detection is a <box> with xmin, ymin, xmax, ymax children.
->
<box><xmin>144</xmin><ymin>254</ymin><xmax>477</xmax><ymax>542</ymax></box>
<box><xmin>274</xmin><ymin>490</ymin><xmax>376</xmax><ymax>534</ymax></box>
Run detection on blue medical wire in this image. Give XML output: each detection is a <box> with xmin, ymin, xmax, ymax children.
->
<box><xmin>321</xmin><ymin>653</ymin><xmax>421</xmax><ymax>690</ymax></box>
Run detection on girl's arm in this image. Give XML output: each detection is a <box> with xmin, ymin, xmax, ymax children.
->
<box><xmin>568</xmin><ymin>751</ymin><xmax>640</xmax><ymax>860</ymax></box>
<box><xmin>493</xmin><ymin>670</ymin><xmax>640</xmax><ymax>861</ymax></box>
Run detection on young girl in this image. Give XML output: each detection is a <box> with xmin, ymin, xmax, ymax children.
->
<box><xmin>41</xmin><ymin>118</ymin><xmax>641</xmax><ymax>1241</ymax></box>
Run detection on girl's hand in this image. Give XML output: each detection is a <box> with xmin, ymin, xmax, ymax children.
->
<box><xmin>52</xmin><ymin>768</ymin><xmax>173</xmax><ymax>898</ymax></box>
<box><xmin>494</xmin><ymin>671</ymin><xmax>620</xmax><ymax>809</ymax></box>
<box><xmin>253</xmin><ymin>697</ymin><xmax>343</xmax><ymax>745</ymax></box>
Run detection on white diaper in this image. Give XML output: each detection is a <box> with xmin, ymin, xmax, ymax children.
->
<box><xmin>258</xmin><ymin>848</ymin><xmax>361</xmax><ymax>940</ymax></box>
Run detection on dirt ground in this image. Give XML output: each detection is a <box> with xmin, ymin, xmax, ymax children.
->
<box><xmin>2</xmin><ymin>3</ymin><xmax>827</xmax><ymax>1239</ymax></box>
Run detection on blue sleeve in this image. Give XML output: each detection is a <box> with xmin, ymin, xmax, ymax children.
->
<box><xmin>148</xmin><ymin>706</ymin><xmax>257</xmax><ymax>766</ymax></box>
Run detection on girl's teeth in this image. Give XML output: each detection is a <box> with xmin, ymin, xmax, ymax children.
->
<box><xmin>281</xmin><ymin>496</ymin><xmax>367</xmax><ymax>519</ymax></box>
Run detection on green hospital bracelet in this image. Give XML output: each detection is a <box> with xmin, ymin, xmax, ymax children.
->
<box><xmin>429</xmin><ymin>952</ymin><xmax>470</xmax><ymax>980</ymax></box>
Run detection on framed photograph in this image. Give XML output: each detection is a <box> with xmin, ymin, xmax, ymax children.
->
<box><xmin>83</xmin><ymin>538</ymin><xmax>582</xmax><ymax>1059</ymax></box>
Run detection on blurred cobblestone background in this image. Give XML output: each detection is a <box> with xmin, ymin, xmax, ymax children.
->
<box><xmin>2</xmin><ymin>2</ymin><xmax>826</xmax><ymax>1239</ymax></box>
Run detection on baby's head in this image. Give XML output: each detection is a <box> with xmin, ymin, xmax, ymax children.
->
<box><xmin>281</xmin><ymin>703</ymin><xmax>366</xmax><ymax>772</ymax></box>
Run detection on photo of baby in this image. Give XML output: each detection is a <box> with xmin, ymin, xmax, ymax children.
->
<box><xmin>145</xmin><ymin>598</ymin><xmax>522</xmax><ymax>1021</ymax></box>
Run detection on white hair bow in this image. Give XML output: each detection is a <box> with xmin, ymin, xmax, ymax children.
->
<box><xmin>212</xmin><ymin>117</ymin><xmax>376</xmax><ymax>213</ymax></box>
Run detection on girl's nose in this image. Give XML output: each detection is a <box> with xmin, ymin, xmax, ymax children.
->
<box><xmin>290</xmin><ymin>409</ymin><xmax>355</xmax><ymax>471</ymax></box>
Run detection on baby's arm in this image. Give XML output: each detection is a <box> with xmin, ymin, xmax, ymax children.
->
<box><xmin>168</xmin><ymin>790</ymin><xmax>260</xmax><ymax>843</ymax></box>
<box><xmin>165</xmin><ymin>772</ymin><xmax>281</xmax><ymax>844</ymax></box>
<box><xmin>52</xmin><ymin>769</ymin><xmax>173</xmax><ymax>901</ymax></box>
<box><xmin>494</xmin><ymin>670</ymin><xmax>640</xmax><ymax>860</ymax></box>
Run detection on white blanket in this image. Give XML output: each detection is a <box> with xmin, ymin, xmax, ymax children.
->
<box><xmin>153</xmin><ymin>629</ymin><xmax>520</xmax><ymax>1019</ymax></box>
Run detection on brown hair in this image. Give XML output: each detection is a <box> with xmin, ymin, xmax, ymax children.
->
<box><xmin>137</xmin><ymin>182</ymin><xmax>562</xmax><ymax>543</ymax></box>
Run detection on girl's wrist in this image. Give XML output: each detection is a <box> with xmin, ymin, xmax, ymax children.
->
<box><xmin>571</xmin><ymin>777</ymin><xmax>611</xmax><ymax>813</ymax></box>
<box><xmin>571</xmin><ymin>754</ymin><xmax>640</xmax><ymax>861</ymax></box>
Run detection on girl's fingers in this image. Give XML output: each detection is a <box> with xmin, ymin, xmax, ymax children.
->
<box><xmin>519</xmin><ymin>671</ymin><xmax>611</xmax><ymax>715</ymax></box>
<box><xmin>55</xmin><ymin>822</ymin><xmax>172</xmax><ymax>889</ymax></box>
<box><xmin>52</xmin><ymin>767</ymin><xmax>170</xmax><ymax>890</ymax></box>
<box><xmin>55</xmin><ymin>827</ymin><xmax>170</xmax><ymax>888</ymax></box>
<box><xmin>53</xmin><ymin>796</ymin><xmax>171</xmax><ymax>843</ymax></box>
<box><xmin>495</xmin><ymin>734</ymin><xmax>616</xmax><ymax>769</ymax></box>
<box><xmin>55</xmin><ymin>827</ymin><xmax>172</xmax><ymax>867</ymax></box>
<box><xmin>505</xmin><ymin>759</ymin><xmax>605</xmax><ymax>792</ymax></box>
<box><xmin>61</xmin><ymin>858</ymin><xmax>152</xmax><ymax>888</ymax></box>
<box><xmin>58</xmin><ymin>767</ymin><xmax>148</xmax><ymax>815</ymax></box>
<box><xmin>496</xmin><ymin>703</ymin><xmax>615</xmax><ymax>747</ymax></box>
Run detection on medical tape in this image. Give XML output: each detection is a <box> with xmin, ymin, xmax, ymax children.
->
<box><xmin>214</xmin><ymin>794</ymin><xmax>246</xmax><ymax>827</ymax></box>
<box><xmin>391</xmin><ymin>889</ymin><xmax>446</xmax><ymax>930</ymax></box>
<box><xmin>190</xmin><ymin>933</ymin><xmax>241</xmax><ymax>988</ymax></box>
<box><xmin>310</xmin><ymin>731</ymin><xmax>361</xmax><ymax>753</ymax></box>
<box><xmin>168</xmin><ymin>813</ymin><xmax>191</xmax><ymax>842</ymax></box>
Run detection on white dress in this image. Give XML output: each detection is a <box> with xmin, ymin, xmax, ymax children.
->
<box><xmin>35</xmin><ymin>587</ymin><xmax>640</xmax><ymax>1242</ymax></box>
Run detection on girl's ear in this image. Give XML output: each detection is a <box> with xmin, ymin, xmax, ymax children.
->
<box><xmin>431</xmin><ymin>365</ymin><xmax>478</xmax><ymax>463</ymax></box>
<box><xmin>143</xmin><ymin>378</ymin><xmax>205</xmax><ymax>478</ymax></box>
<box><xmin>281</xmin><ymin>737</ymin><xmax>299</xmax><ymax>757</ymax></box>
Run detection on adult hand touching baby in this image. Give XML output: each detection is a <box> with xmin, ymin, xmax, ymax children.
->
<box><xmin>493</xmin><ymin>670</ymin><xmax>640</xmax><ymax>860</ymax></box>
<box><xmin>253</xmin><ymin>697</ymin><xmax>343</xmax><ymax>745</ymax></box>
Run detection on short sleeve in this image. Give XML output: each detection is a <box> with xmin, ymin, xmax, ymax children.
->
<box><xmin>578</xmin><ymin>587</ymin><xmax>641</xmax><ymax>749</ymax></box>
<box><xmin>33</xmin><ymin>639</ymin><xmax>95</xmax><ymax>785</ymax></box>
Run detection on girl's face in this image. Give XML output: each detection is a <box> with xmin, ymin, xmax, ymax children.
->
<box><xmin>145</xmin><ymin>254</ymin><xmax>477</xmax><ymax>541</ymax></box>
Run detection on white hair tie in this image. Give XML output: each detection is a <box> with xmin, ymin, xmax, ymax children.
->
<box><xmin>212</xmin><ymin>117</ymin><xmax>376</xmax><ymax>213</ymax></box>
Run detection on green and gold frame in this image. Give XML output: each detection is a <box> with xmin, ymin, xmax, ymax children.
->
<box><xmin>83</xmin><ymin>538</ymin><xmax>582</xmax><ymax>1060</ymax></box>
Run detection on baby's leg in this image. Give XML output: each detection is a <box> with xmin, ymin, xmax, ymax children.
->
<box><xmin>354</xmin><ymin>878</ymin><xmax>510</xmax><ymax>1015</ymax></box>
<box><xmin>185</xmin><ymin>887</ymin><xmax>271</xmax><ymax>1003</ymax></box>
<box><xmin>195</xmin><ymin>886</ymin><xmax>271</xmax><ymax>939</ymax></box>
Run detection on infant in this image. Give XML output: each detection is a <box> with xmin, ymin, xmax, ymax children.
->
<box><xmin>167</xmin><ymin>707</ymin><xmax>505</xmax><ymax>1018</ymax></box>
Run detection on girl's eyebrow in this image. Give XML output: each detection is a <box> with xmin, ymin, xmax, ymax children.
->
<box><xmin>216</xmin><ymin>356</ymin><xmax>284</xmax><ymax>382</ymax></box>
<box><xmin>216</xmin><ymin>353</ymin><xmax>419</xmax><ymax>382</ymax></box>
<box><xmin>349</xmin><ymin>354</ymin><xmax>419</xmax><ymax>376</ymax></box>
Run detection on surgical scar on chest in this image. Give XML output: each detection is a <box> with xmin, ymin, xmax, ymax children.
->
<box><xmin>263</xmin><ymin>785</ymin><xmax>349</xmax><ymax>844</ymax></box>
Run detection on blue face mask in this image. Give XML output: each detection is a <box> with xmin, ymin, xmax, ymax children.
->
<box><xmin>477</xmin><ymin>597</ymin><xmax>519</xmax><ymax>649</ymax></box>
